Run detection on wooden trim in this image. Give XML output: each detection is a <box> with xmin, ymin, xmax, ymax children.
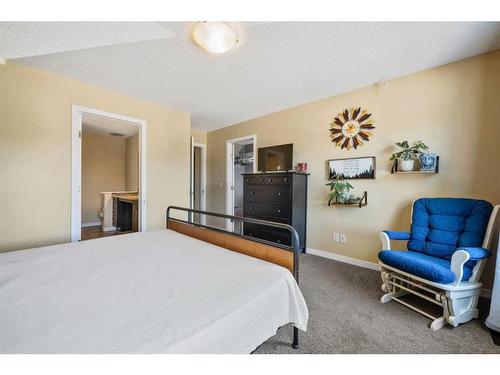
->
<box><xmin>167</xmin><ymin>219</ymin><xmax>294</xmax><ymax>273</ymax></box>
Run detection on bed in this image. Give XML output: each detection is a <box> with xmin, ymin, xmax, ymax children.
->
<box><xmin>0</xmin><ymin>207</ymin><xmax>308</xmax><ymax>354</ymax></box>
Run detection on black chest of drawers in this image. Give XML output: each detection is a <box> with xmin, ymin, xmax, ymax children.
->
<box><xmin>242</xmin><ymin>172</ymin><xmax>308</xmax><ymax>251</ymax></box>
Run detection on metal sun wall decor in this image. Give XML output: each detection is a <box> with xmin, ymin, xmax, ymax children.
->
<box><xmin>330</xmin><ymin>107</ymin><xmax>375</xmax><ymax>150</ymax></box>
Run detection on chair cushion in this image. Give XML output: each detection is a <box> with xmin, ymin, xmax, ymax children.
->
<box><xmin>408</xmin><ymin>198</ymin><xmax>493</xmax><ymax>260</ymax></box>
<box><xmin>378</xmin><ymin>250</ymin><xmax>473</xmax><ymax>284</ymax></box>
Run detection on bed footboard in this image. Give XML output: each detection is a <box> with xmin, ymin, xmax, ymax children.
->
<box><xmin>166</xmin><ymin>206</ymin><xmax>302</xmax><ymax>349</ymax></box>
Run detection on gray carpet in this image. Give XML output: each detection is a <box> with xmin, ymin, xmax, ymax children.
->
<box><xmin>255</xmin><ymin>254</ymin><xmax>500</xmax><ymax>354</ymax></box>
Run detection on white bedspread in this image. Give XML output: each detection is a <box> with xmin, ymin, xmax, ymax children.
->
<box><xmin>0</xmin><ymin>229</ymin><xmax>308</xmax><ymax>353</ymax></box>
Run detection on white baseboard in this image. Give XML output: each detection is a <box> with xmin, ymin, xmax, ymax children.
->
<box><xmin>102</xmin><ymin>226</ymin><xmax>116</xmax><ymax>232</ymax></box>
<box><xmin>81</xmin><ymin>221</ymin><xmax>101</xmax><ymax>228</ymax></box>
<box><xmin>306</xmin><ymin>247</ymin><xmax>380</xmax><ymax>271</ymax></box>
<box><xmin>306</xmin><ymin>248</ymin><xmax>492</xmax><ymax>299</ymax></box>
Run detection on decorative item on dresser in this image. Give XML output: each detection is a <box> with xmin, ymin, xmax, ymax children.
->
<box><xmin>243</xmin><ymin>172</ymin><xmax>308</xmax><ymax>252</ymax></box>
<box><xmin>296</xmin><ymin>162</ymin><xmax>308</xmax><ymax>174</ymax></box>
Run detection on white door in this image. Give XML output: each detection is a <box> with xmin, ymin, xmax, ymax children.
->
<box><xmin>226</xmin><ymin>141</ymin><xmax>235</xmax><ymax>231</ymax></box>
<box><xmin>190</xmin><ymin>142</ymin><xmax>206</xmax><ymax>225</ymax></box>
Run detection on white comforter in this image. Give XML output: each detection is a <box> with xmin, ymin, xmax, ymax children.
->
<box><xmin>0</xmin><ymin>229</ymin><xmax>308</xmax><ymax>353</ymax></box>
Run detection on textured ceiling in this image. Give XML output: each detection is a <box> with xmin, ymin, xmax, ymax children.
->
<box><xmin>82</xmin><ymin>113</ymin><xmax>139</xmax><ymax>138</ymax></box>
<box><xmin>0</xmin><ymin>22</ymin><xmax>174</xmax><ymax>59</ymax></box>
<box><xmin>5</xmin><ymin>22</ymin><xmax>500</xmax><ymax>131</ymax></box>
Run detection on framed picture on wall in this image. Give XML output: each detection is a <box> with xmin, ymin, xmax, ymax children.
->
<box><xmin>328</xmin><ymin>156</ymin><xmax>376</xmax><ymax>179</ymax></box>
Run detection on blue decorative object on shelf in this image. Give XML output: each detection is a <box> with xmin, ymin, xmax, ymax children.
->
<box><xmin>419</xmin><ymin>152</ymin><xmax>437</xmax><ymax>171</ymax></box>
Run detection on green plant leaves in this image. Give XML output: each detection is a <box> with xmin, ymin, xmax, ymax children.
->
<box><xmin>391</xmin><ymin>140</ymin><xmax>430</xmax><ymax>161</ymax></box>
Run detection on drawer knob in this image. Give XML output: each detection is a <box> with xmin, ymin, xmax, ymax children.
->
<box><xmin>277</xmin><ymin>209</ymin><xmax>281</xmax><ymax>213</ymax></box>
<box><xmin>277</xmin><ymin>192</ymin><xmax>282</xmax><ymax>196</ymax></box>
<box><xmin>284</xmin><ymin>178</ymin><xmax>288</xmax><ymax>182</ymax></box>
<box><xmin>246</xmin><ymin>178</ymin><xmax>251</xmax><ymax>182</ymax></box>
<box><xmin>259</xmin><ymin>178</ymin><xmax>264</xmax><ymax>182</ymax></box>
<box><xmin>250</xmin><ymin>206</ymin><xmax>254</xmax><ymax>210</ymax></box>
<box><xmin>250</xmin><ymin>191</ymin><xmax>255</xmax><ymax>195</ymax></box>
<box><xmin>267</xmin><ymin>178</ymin><xmax>272</xmax><ymax>182</ymax></box>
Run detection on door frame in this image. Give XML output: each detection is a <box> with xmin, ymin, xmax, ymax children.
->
<box><xmin>225</xmin><ymin>135</ymin><xmax>257</xmax><ymax>230</ymax></box>
<box><xmin>190</xmin><ymin>140</ymin><xmax>207</xmax><ymax>224</ymax></box>
<box><xmin>71</xmin><ymin>105</ymin><xmax>147</xmax><ymax>242</ymax></box>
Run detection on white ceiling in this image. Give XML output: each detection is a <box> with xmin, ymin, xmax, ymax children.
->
<box><xmin>82</xmin><ymin>113</ymin><xmax>139</xmax><ymax>138</ymax></box>
<box><xmin>4</xmin><ymin>22</ymin><xmax>500</xmax><ymax>131</ymax></box>
<box><xmin>0</xmin><ymin>22</ymin><xmax>174</xmax><ymax>60</ymax></box>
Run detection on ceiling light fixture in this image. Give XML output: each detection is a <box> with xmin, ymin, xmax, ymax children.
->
<box><xmin>191</xmin><ymin>22</ymin><xmax>238</xmax><ymax>54</ymax></box>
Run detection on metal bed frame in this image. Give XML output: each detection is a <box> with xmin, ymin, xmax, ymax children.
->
<box><xmin>166</xmin><ymin>206</ymin><xmax>302</xmax><ymax>349</ymax></box>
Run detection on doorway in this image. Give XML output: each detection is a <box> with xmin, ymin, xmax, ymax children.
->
<box><xmin>71</xmin><ymin>105</ymin><xmax>147</xmax><ymax>242</ymax></box>
<box><xmin>190</xmin><ymin>139</ymin><xmax>206</xmax><ymax>224</ymax></box>
<box><xmin>226</xmin><ymin>135</ymin><xmax>257</xmax><ymax>231</ymax></box>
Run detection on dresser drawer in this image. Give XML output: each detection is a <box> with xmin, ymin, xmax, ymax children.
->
<box><xmin>245</xmin><ymin>185</ymin><xmax>291</xmax><ymax>203</ymax></box>
<box><xmin>243</xmin><ymin>223</ymin><xmax>291</xmax><ymax>246</ymax></box>
<box><xmin>244</xmin><ymin>202</ymin><xmax>291</xmax><ymax>221</ymax></box>
<box><xmin>244</xmin><ymin>174</ymin><xmax>292</xmax><ymax>186</ymax></box>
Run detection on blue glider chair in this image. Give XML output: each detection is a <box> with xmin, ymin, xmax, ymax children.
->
<box><xmin>378</xmin><ymin>198</ymin><xmax>498</xmax><ymax>330</ymax></box>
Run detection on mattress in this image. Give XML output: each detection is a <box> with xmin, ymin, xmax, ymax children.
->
<box><xmin>0</xmin><ymin>229</ymin><xmax>308</xmax><ymax>353</ymax></box>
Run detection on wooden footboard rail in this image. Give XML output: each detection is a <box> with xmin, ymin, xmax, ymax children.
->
<box><xmin>166</xmin><ymin>205</ymin><xmax>301</xmax><ymax>349</ymax></box>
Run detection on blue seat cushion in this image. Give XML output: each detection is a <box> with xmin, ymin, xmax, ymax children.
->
<box><xmin>408</xmin><ymin>198</ymin><xmax>493</xmax><ymax>260</ymax></box>
<box><xmin>378</xmin><ymin>250</ymin><xmax>473</xmax><ymax>284</ymax></box>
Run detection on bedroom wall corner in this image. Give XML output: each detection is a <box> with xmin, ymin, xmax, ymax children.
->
<box><xmin>81</xmin><ymin>133</ymin><xmax>127</xmax><ymax>224</ymax></box>
<box><xmin>205</xmin><ymin>50</ymin><xmax>500</xmax><ymax>288</ymax></box>
<box><xmin>191</xmin><ymin>129</ymin><xmax>207</xmax><ymax>144</ymax></box>
<box><xmin>0</xmin><ymin>62</ymin><xmax>191</xmax><ymax>252</ymax></box>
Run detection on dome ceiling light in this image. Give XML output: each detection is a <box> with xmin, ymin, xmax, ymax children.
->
<box><xmin>191</xmin><ymin>22</ymin><xmax>238</xmax><ymax>54</ymax></box>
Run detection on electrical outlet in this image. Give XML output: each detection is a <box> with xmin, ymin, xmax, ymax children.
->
<box><xmin>340</xmin><ymin>234</ymin><xmax>347</xmax><ymax>243</ymax></box>
<box><xmin>333</xmin><ymin>233</ymin><xmax>340</xmax><ymax>242</ymax></box>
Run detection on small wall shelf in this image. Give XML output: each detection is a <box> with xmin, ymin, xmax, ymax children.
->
<box><xmin>328</xmin><ymin>191</ymin><xmax>368</xmax><ymax>208</ymax></box>
<box><xmin>392</xmin><ymin>170</ymin><xmax>437</xmax><ymax>174</ymax></box>
<box><xmin>391</xmin><ymin>156</ymin><xmax>439</xmax><ymax>174</ymax></box>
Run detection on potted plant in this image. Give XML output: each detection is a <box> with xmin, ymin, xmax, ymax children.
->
<box><xmin>390</xmin><ymin>140</ymin><xmax>429</xmax><ymax>171</ymax></box>
<box><xmin>326</xmin><ymin>177</ymin><xmax>354</xmax><ymax>204</ymax></box>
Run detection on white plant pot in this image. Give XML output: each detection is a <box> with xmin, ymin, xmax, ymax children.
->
<box><xmin>399</xmin><ymin>159</ymin><xmax>415</xmax><ymax>172</ymax></box>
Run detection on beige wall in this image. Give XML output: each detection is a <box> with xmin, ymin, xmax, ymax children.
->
<box><xmin>125</xmin><ymin>134</ymin><xmax>139</xmax><ymax>191</ymax></box>
<box><xmin>191</xmin><ymin>129</ymin><xmax>207</xmax><ymax>144</ymax></box>
<box><xmin>82</xmin><ymin>133</ymin><xmax>126</xmax><ymax>224</ymax></box>
<box><xmin>0</xmin><ymin>62</ymin><xmax>191</xmax><ymax>252</ymax></box>
<box><xmin>206</xmin><ymin>51</ymin><xmax>500</xmax><ymax>275</ymax></box>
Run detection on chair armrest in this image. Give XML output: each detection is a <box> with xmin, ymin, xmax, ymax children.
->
<box><xmin>379</xmin><ymin>231</ymin><xmax>410</xmax><ymax>250</ymax></box>
<box><xmin>450</xmin><ymin>250</ymin><xmax>470</xmax><ymax>286</ymax></box>
<box><xmin>450</xmin><ymin>248</ymin><xmax>490</xmax><ymax>286</ymax></box>
<box><xmin>383</xmin><ymin>231</ymin><xmax>411</xmax><ymax>241</ymax></box>
<box><xmin>455</xmin><ymin>247</ymin><xmax>491</xmax><ymax>260</ymax></box>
